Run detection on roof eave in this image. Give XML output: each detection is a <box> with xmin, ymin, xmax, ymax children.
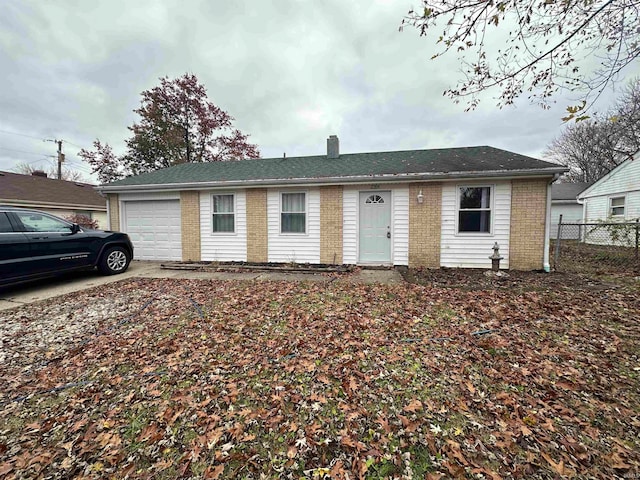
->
<box><xmin>97</xmin><ymin>167</ymin><xmax>568</xmax><ymax>193</ymax></box>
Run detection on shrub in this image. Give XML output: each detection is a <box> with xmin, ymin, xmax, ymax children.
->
<box><xmin>64</xmin><ymin>213</ymin><xmax>99</xmax><ymax>230</ymax></box>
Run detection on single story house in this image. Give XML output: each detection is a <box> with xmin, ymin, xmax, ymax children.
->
<box><xmin>0</xmin><ymin>170</ymin><xmax>107</xmax><ymax>227</ymax></box>
<box><xmin>550</xmin><ymin>182</ymin><xmax>592</xmax><ymax>239</ymax></box>
<box><xmin>97</xmin><ymin>136</ymin><xmax>567</xmax><ymax>270</ymax></box>
<box><xmin>577</xmin><ymin>153</ymin><xmax>639</xmax><ymax>245</ymax></box>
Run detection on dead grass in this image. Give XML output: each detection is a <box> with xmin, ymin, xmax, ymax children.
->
<box><xmin>0</xmin><ymin>274</ymin><xmax>639</xmax><ymax>479</ymax></box>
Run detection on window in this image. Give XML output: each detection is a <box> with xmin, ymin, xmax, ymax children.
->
<box><xmin>458</xmin><ymin>186</ymin><xmax>491</xmax><ymax>233</ymax></box>
<box><xmin>14</xmin><ymin>212</ymin><xmax>72</xmax><ymax>232</ymax></box>
<box><xmin>212</xmin><ymin>194</ymin><xmax>235</xmax><ymax>233</ymax></box>
<box><xmin>609</xmin><ymin>196</ymin><xmax>625</xmax><ymax>217</ymax></box>
<box><xmin>0</xmin><ymin>213</ymin><xmax>13</xmax><ymax>233</ymax></box>
<box><xmin>281</xmin><ymin>192</ymin><xmax>306</xmax><ymax>234</ymax></box>
<box><xmin>365</xmin><ymin>194</ymin><xmax>385</xmax><ymax>204</ymax></box>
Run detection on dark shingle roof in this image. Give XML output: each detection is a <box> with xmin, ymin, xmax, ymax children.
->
<box><xmin>103</xmin><ymin>145</ymin><xmax>566</xmax><ymax>188</ymax></box>
<box><xmin>551</xmin><ymin>182</ymin><xmax>592</xmax><ymax>201</ymax></box>
<box><xmin>0</xmin><ymin>171</ymin><xmax>106</xmax><ymax>209</ymax></box>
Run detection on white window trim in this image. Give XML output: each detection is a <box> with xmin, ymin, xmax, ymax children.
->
<box><xmin>455</xmin><ymin>184</ymin><xmax>494</xmax><ymax>236</ymax></box>
<box><xmin>608</xmin><ymin>195</ymin><xmax>626</xmax><ymax>218</ymax></box>
<box><xmin>211</xmin><ymin>193</ymin><xmax>237</xmax><ymax>235</ymax></box>
<box><xmin>279</xmin><ymin>191</ymin><xmax>308</xmax><ymax>235</ymax></box>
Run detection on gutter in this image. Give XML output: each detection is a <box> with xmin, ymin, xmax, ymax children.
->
<box><xmin>0</xmin><ymin>199</ymin><xmax>107</xmax><ymax>211</ymax></box>
<box><xmin>96</xmin><ymin>166</ymin><xmax>568</xmax><ymax>193</ymax></box>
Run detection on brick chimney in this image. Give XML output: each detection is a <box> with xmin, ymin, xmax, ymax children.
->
<box><xmin>31</xmin><ymin>170</ymin><xmax>47</xmax><ymax>178</ymax></box>
<box><xmin>327</xmin><ymin>135</ymin><xmax>339</xmax><ymax>159</ymax></box>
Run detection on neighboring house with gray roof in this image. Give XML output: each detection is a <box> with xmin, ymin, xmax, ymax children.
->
<box><xmin>577</xmin><ymin>153</ymin><xmax>640</xmax><ymax>245</ymax></box>
<box><xmin>550</xmin><ymin>182</ymin><xmax>592</xmax><ymax>239</ymax></box>
<box><xmin>98</xmin><ymin>136</ymin><xmax>567</xmax><ymax>270</ymax></box>
<box><xmin>0</xmin><ymin>171</ymin><xmax>107</xmax><ymax>227</ymax></box>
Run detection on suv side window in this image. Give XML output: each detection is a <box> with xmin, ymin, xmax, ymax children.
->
<box><xmin>0</xmin><ymin>212</ymin><xmax>14</xmax><ymax>233</ymax></box>
<box><xmin>14</xmin><ymin>212</ymin><xmax>72</xmax><ymax>233</ymax></box>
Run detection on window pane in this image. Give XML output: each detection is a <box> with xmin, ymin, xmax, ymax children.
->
<box><xmin>0</xmin><ymin>213</ymin><xmax>13</xmax><ymax>232</ymax></box>
<box><xmin>459</xmin><ymin>211</ymin><xmax>491</xmax><ymax>233</ymax></box>
<box><xmin>213</xmin><ymin>195</ymin><xmax>234</xmax><ymax>213</ymax></box>
<box><xmin>611</xmin><ymin>197</ymin><xmax>624</xmax><ymax>207</ymax></box>
<box><xmin>281</xmin><ymin>213</ymin><xmax>305</xmax><ymax>233</ymax></box>
<box><xmin>16</xmin><ymin>212</ymin><xmax>70</xmax><ymax>232</ymax></box>
<box><xmin>611</xmin><ymin>206</ymin><xmax>625</xmax><ymax>216</ymax></box>
<box><xmin>282</xmin><ymin>193</ymin><xmax>305</xmax><ymax>213</ymax></box>
<box><xmin>460</xmin><ymin>187</ymin><xmax>490</xmax><ymax>209</ymax></box>
<box><xmin>213</xmin><ymin>213</ymin><xmax>234</xmax><ymax>232</ymax></box>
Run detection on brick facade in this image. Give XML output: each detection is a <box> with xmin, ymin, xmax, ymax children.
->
<box><xmin>246</xmin><ymin>188</ymin><xmax>268</xmax><ymax>262</ymax></box>
<box><xmin>108</xmin><ymin>194</ymin><xmax>119</xmax><ymax>231</ymax></box>
<box><xmin>320</xmin><ymin>185</ymin><xmax>343</xmax><ymax>264</ymax></box>
<box><xmin>408</xmin><ymin>183</ymin><xmax>442</xmax><ymax>268</ymax></box>
<box><xmin>509</xmin><ymin>178</ymin><xmax>548</xmax><ymax>270</ymax></box>
<box><xmin>180</xmin><ymin>191</ymin><xmax>201</xmax><ymax>262</ymax></box>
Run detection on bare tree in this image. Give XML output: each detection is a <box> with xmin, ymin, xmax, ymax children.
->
<box><xmin>545</xmin><ymin>79</ymin><xmax>640</xmax><ymax>182</ymax></box>
<box><xmin>402</xmin><ymin>1</ymin><xmax>640</xmax><ymax>116</ymax></box>
<box><xmin>13</xmin><ymin>162</ymin><xmax>87</xmax><ymax>183</ymax></box>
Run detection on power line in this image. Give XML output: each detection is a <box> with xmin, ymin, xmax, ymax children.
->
<box><xmin>0</xmin><ymin>146</ymin><xmax>53</xmax><ymax>157</ymax></box>
<box><xmin>0</xmin><ymin>129</ymin><xmax>46</xmax><ymax>141</ymax></box>
<box><xmin>62</xmin><ymin>140</ymin><xmax>86</xmax><ymax>149</ymax></box>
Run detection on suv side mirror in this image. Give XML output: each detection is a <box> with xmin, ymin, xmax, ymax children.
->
<box><xmin>70</xmin><ymin>223</ymin><xmax>80</xmax><ymax>234</ymax></box>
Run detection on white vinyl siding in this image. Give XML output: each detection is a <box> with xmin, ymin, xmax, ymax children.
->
<box><xmin>581</xmin><ymin>156</ymin><xmax>640</xmax><ymax>232</ymax></box>
<box><xmin>342</xmin><ymin>185</ymin><xmax>408</xmax><ymax>266</ymax></box>
<box><xmin>584</xmin><ymin>194</ymin><xmax>640</xmax><ymax>223</ymax></box>
<box><xmin>343</xmin><ymin>188</ymin><xmax>358</xmax><ymax>264</ymax></box>
<box><xmin>582</xmin><ymin>193</ymin><xmax>639</xmax><ymax>246</ymax></box>
<box><xmin>440</xmin><ymin>181</ymin><xmax>511</xmax><ymax>268</ymax></box>
<box><xmin>582</xmin><ymin>158</ymin><xmax>640</xmax><ymax>198</ymax></box>
<box><xmin>121</xmin><ymin>197</ymin><xmax>182</xmax><ymax>261</ymax></box>
<box><xmin>267</xmin><ymin>188</ymin><xmax>320</xmax><ymax>263</ymax></box>
<box><xmin>392</xmin><ymin>187</ymin><xmax>409</xmax><ymax>265</ymax></box>
<box><xmin>550</xmin><ymin>203</ymin><xmax>583</xmax><ymax>239</ymax></box>
<box><xmin>200</xmin><ymin>191</ymin><xmax>247</xmax><ymax>262</ymax></box>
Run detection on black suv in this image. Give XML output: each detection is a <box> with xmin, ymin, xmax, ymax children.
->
<box><xmin>0</xmin><ymin>206</ymin><xmax>134</xmax><ymax>287</ymax></box>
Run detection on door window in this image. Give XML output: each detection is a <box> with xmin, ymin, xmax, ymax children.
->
<box><xmin>14</xmin><ymin>212</ymin><xmax>72</xmax><ymax>232</ymax></box>
<box><xmin>0</xmin><ymin>213</ymin><xmax>14</xmax><ymax>232</ymax></box>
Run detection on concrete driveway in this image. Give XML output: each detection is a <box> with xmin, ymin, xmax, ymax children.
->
<box><xmin>0</xmin><ymin>261</ymin><xmax>403</xmax><ymax>311</ymax></box>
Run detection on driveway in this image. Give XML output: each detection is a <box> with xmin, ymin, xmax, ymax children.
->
<box><xmin>0</xmin><ymin>261</ymin><xmax>403</xmax><ymax>311</ymax></box>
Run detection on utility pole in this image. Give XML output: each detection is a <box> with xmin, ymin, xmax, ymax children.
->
<box><xmin>45</xmin><ymin>138</ymin><xmax>65</xmax><ymax>179</ymax></box>
<box><xmin>56</xmin><ymin>140</ymin><xmax>64</xmax><ymax>180</ymax></box>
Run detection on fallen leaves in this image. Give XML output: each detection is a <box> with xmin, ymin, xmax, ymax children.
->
<box><xmin>0</xmin><ymin>274</ymin><xmax>639</xmax><ymax>479</ymax></box>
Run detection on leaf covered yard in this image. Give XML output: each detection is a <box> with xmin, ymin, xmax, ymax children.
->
<box><xmin>1</xmin><ymin>275</ymin><xmax>639</xmax><ymax>479</ymax></box>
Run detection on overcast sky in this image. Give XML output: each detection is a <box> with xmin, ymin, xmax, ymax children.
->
<box><xmin>1</xmin><ymin>0</ymin><xmax>638</xmax><ymax>183</ymax></box>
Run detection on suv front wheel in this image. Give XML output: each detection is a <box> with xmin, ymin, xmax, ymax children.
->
<box><xmin>99</xmin><ymin>246</ymin><xmax>131</xmax><ymax>275</ymax></box>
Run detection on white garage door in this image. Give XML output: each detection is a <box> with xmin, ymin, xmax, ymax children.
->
<box><xmin>123</xmin><ymin>200</ymin><xmax>182</xmax><ymax>261</ymax></box>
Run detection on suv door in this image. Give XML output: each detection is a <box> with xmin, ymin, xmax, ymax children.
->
<box><xmin>0</xmin><ymin>212</ymin><xmax>34</xmax><ymax>283</ymax></box>
<box><xmin>10</xmin><ymin>211</ymin><xmax>96</xmax><ymax>274</ymax></box>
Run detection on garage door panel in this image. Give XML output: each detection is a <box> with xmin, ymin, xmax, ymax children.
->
<box><xmin>124</xmin><ymin>200</ymin><xmax>182</xmax><ymax>261</ymax></box>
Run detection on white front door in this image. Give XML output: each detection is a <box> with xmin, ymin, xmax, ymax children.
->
<box><xmin>359</xmin><ymin>191</ymin><xmax>391</xmax><ymax>263</ymax></box>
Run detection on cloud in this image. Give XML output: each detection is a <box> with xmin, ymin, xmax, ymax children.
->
<box><xmin>0</xmin><ymin>0</ymin><xmax>638</xmax><ymax>179</ymax></box>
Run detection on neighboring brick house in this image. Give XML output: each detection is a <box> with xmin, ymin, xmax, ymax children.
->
<box><xmin>97</xmin><ymin>136</ymin><xmax>567</xmax><ymax>270</ymax></box>
<box><xmin>0</xmin><ymin>171</ymin><xmax>107</xmax><ymax>227</ymax></box>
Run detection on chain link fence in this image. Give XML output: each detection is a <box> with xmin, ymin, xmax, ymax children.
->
<box><xmin>552</xmin><ymin>216</ymin><xmax>640</xmax><ymax>274</ymax></box>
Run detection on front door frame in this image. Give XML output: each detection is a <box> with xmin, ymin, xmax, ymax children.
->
<box><xmin>357</xmin><ymin>189</ymin><xmax>393</xmax><ymax>264</ymax></box>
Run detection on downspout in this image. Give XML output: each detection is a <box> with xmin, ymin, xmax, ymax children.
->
<box><xmin>106</xmin><ymin>195</ymin><xmax>111</xmax><ymax>230</ymax></box>
<box><xmin>543</xmin><ymin>174</ymin><xmax>560</xmax><ymax>272</ymax></box>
